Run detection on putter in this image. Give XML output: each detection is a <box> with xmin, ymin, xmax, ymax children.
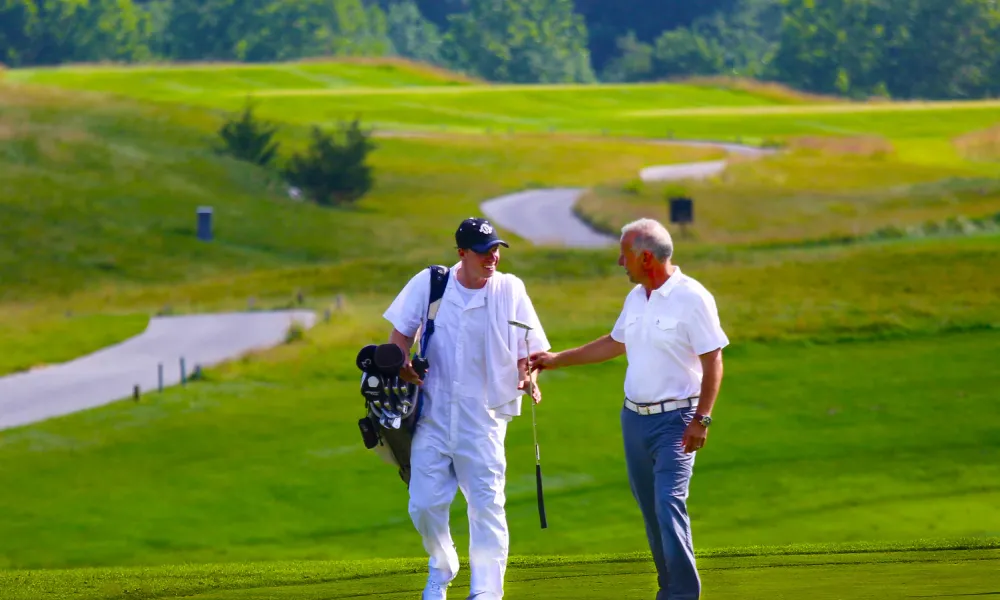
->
<box><xmin>508</xmin><ymin>319</ymin><xmax>548</xmax><ymax>530</ymax></box>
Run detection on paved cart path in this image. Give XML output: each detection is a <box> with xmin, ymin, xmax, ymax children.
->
<box><xmin>0</xmin><ymin>310</ymin><xmax>316</xmax><ymax>431</ymax></box>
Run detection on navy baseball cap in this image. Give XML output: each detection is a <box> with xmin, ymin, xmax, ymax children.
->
<box><xmin>455</xmin><ymin>217</ymin><xmax>510</xmax><ymax>253</ymax></box>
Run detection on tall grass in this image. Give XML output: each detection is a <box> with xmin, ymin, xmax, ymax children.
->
<box><xmin>671</xmin><ymin>75</ymin><xmax>845</xmax><ymax>104</ymax></box>
<box><xmin>955</xmin><ymin>124</ymin><xmax>1000</xmax><ymax>161</ymax></box>
<box><xmin>785</xmin><ymin>134</ymin><xmax>895</xmax><ymax>157</ymax></box>
<box><xmin>575</xmin><ymin>147</ymin><xmax>1000</xmax><ymax>245</ymax></box>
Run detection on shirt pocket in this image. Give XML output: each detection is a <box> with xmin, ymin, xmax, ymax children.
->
<box><xmin>652</xmin><ymin>316</ymin><xmax>682</xmax><ymax>348</ymax></box>
<box><xmin>623</xmin><ymin>314</ymin><xmax>641</xmax><ymax>344</ymax></box>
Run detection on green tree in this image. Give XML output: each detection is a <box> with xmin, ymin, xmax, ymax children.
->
<box><xmin>163</xmin><ymin>0</ymin><xmax>391</xmax><ymax>63</ymax></box>
<box><xmin>217</xmin><ymin>98</ymin><xmax>281</xmax><ymax>167</ymax></box>
<box><xmin>386</xmin><ymin>0</ymin><xmax>443</xmax><ymax>64</ymax></box>
<box><xmin>600</xmin><ymin>31</ymin><xmax>654</xmax><ymax>82</ymax></box>
<box><xmin>0</xmin><ymin>0</ymin><xmax>149</xmax><ymax>66</ymax></box>
<box><xmin>0</xmin><ymin>0</ymin><xmax>40</xmax><ymax>67</ymax></box>
<box><xmin>283</xmin><ymin>119</ymin><xmax>377</xmax><ymax>207</ymax></box>
<box><xmin>442</xmin><ymin>0</ymin><xmax>596</xmax><ymax>83</ymax></box>
<box><xmin>771</xmin><ymin>0</ymin><xmax>1000</xmax><ymax>99</ymax></box>
<box><xmin>653</xmin><ymin>27</ymin><xmax>726</xmax><ymax>77</ymax></box>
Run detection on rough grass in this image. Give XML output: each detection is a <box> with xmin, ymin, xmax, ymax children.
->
<box><xmin>670</xmin><ymin>74</ymin><xmax>846</xmax><ymax>104</ymax></box>
<box><xmin>955</xmin><ymin>123</ymin><xmax>1000</xmax><ymax>161</ymax></box>
<box><xmin>0</xmin><ymin>83</ymin><xmax>719</xmax><ymax>302</ymax></box>
<box><xmin>785</xmin><ymin>134</ymin><xmax>895</xmax><ymax>157</ymax></box>
<box><xmin>575</xmin><ymin>146</ymin><xmax>1000</xmax><ymax>245</ymax></box>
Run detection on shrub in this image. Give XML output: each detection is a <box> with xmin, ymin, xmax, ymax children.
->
<box><xmin>621</xmin><ymin>179</ymin><xmax>644</xmax><ymax>195</ymax></box>
<box><xmin>217</xmin><ymin>98</ymin><xmax>280</xmax><ymax>167</ymax></box>
<box><xmin>283</xmin><ymin>119</ymin><xmax>377</xmax><ymax>207</ymax></box>
<box><xmin>285</xmin><ymin>321</ymin><xmax>306</xmax><ymax>344</ymax></box>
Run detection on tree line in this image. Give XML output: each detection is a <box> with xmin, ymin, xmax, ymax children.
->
<box><xmin>2</xmin><ymin>0</ymin><xmax>999</xmax><ymax>100</ymax></box>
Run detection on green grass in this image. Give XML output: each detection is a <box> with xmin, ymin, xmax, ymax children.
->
<box><xmin>13</xmin><ymin>59</ymin><xmax>1000</xmax><ymax>142</ymax></box>
<box><xmin>2</xmin><ymin>58</ymin><xmax>477</xmax><ymax>98</ymax></box>
<box><xmin>1</xmin><ymin>277</ymin><xmax>998</xmax><ymax>569</ymax></box>
<box><xmin>0</xmin><ymin>83</ymin><xmax>720</xmax><ymax>302</ymax></box>
<box><xmin>2</xmin><ymin>59</ymin><xmax>999</xmax><ymax>588</ymax></box>
<box><xmin>1</xmin><ymin>543</ymin><xmax>997</xmax><ymax>599</ymax></box>
<box><xmin>0</xmin><ymin>311</ymin><xmax>148</xmax><ymax>375</ymax></box>
<box><xmin>576</xmin><ymin>150</ymin><xmax>1000</xmax><ymax>246</ymax></box>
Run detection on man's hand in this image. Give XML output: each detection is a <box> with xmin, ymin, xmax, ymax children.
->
<box><xmin>682</xmin><ymin>420</ymin><xmax>708</xmax><ymax>454</ymax></box>
<box><xmin>529</xmin><ymin>350</ymin><xmax>560</xmax><ymax>372</ymax></box>
<box><xmin>398</xmin><ymin>360</ymin><xmax>424</xmax><ymax>386</ymax></box>
<box><xmin>517</xmin><ymin>371</ymin><xmax>542</xmax><ymax>404</ymax></box>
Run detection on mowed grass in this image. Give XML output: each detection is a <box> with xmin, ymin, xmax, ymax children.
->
<box><xmin>2</xmin><ymin>58</ymin><xmax>477</xmax><ymax>100</ymax></box>
<box><xmin>14</xmin><ymin>59</ymin><xmax>1000</xmax><ymax>141</ymax></box>
<box><xmin>1</xmin><ymin>242</ymin><xmax>998</xmax><ymax>569</ymax></box>
<box><xmin>0</xmin><ymin>311</ymin><xmax>148</xmax><ymax>375</ymax></box>
<box><xmin>2</xmin><ymin>544</ymin><xmax>998</xmax><ymax>600</ymax></box>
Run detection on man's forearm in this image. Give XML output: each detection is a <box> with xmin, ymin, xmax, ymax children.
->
<box><xmin>696</xmin><ymin>349</ymin><xmax>724</xmax><ymax>416</ymax></box>
<box><xmin>389</xmin><ymin>329</ymin><xmax>415</xmax><ymax>357</ymax></box>
<box><xmin>555</xmin><ymin>334</ymin><xmax>625</xmax><ymax>368</ymax></box>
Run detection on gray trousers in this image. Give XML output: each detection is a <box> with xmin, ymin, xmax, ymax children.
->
<box><xmin>621</xmin><ymin>405</ymin><xmax>701</xmax><ymax>600</ymax></box>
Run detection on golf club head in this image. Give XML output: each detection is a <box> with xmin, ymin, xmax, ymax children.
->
<box><xmin>508</xmin><ymin>319</ymin><xmax>534</xmax><ymax>331</ymax></box>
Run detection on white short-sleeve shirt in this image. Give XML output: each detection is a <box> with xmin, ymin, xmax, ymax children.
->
<box><xmin>382</xmin><ymin>266</ymin><xmax>549</xmax><ymax>435</ymax></box>
<box><xmin>611</xmin><ymin>267</ymin><xmax>729</xmax><ymax>404</ymax></box>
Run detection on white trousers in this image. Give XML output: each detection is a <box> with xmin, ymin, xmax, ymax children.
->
<box><xmin>408</xmin><ymin>414</ymin><xmax>509</xmax><ymax>598</ymax></box>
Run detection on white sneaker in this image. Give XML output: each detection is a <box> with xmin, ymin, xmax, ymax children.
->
<box><xmin>422</xmin><ymin>578</ymin><xmax>449</xmax><ymax>600</ymax></box>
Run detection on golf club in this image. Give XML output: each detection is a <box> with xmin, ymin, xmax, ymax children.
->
<box><xmin>508</xmin><ymin>319</ymin><xmax>547</xmax><ymax>530</ymax></box>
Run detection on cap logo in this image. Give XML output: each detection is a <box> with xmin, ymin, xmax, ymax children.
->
<box><xmin>479</xmin><ymin>223</ymin><xmax>494</xmax><ymax>235</ymax></box>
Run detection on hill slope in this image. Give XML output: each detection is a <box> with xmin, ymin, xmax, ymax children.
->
<box><xmin>0</xmin><ymin>82</ymin><xmax>719</xmax><ymax>302</ymax></box>
<box><xmin>10</xmin><ymin>60</ymin><xmax>1000</xmax><ymax>142</ymax></box>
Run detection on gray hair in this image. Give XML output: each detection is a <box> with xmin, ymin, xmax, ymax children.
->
<box><xmin>621</xmin><ymin>218</ymin><xmax>674</xmax><ymax>262</ymax></box>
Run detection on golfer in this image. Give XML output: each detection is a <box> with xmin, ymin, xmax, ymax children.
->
<box><xmin>530</xmin><ymin>218</ymin><xmax>728</xmax><ymax>600</ymax></box>
<box><xmin>383</xmin><ymin>217</ymin><xmax>549</xmax><ymax>600</ymax></box>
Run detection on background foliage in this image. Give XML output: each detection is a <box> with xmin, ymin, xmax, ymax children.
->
<box><xmin>3</xmin><ymin>0</ymin><xmax>1000</xmax><ymax>99</ymax></box>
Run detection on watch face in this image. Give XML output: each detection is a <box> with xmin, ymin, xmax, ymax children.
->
<box><xmin>700</xmin><ymin>415</ymin><xmax>712</xmax><ymax>426</ymax></box>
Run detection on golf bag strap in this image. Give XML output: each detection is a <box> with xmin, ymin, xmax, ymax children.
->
<box><xmin>418</xmin><ymin>265</ymin><xmax>450</xmax><ymax>358</ymax></box>
<box><xmin>415</xmin><ymin>265</ymin><xmax>449</xmax><ymax>423</ymax></box>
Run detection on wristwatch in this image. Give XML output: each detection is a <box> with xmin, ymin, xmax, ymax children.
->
<box><xmin>694</xmin><ymin>414</ymin><xmax>712</xmax><ymax>427</ymax></box>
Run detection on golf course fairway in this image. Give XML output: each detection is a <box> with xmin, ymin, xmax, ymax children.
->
<box><xmin>3</xmin><ymin>544</ymin><xmax>997</xmax><ymax>599</ymax></box>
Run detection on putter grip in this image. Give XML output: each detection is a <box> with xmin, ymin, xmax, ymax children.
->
<box><xmin>536</xmin><ymin>464</ymin><xmax>547</xmax><ymax>529</ymax></box>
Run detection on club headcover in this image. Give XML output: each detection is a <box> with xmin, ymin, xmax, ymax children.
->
<box><xmin>374</xmin><ymin>343</ymin><xmax>406</xmax><ymax>375</ymax></box>
<box><xmin>356</xmin><ymin>344</ymin><xmax>377</xmax><ymax>373</ymax></box>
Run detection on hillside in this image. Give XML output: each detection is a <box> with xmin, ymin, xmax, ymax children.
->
<box><xmin>0</xmin><ymin>80</ymin><xmax>721</xmax><ymax>302</ymax></box>
<box><xmin>11</xmin><ymin>60</ymin><xmax>1000</xmax><ymax>144</ymax></box>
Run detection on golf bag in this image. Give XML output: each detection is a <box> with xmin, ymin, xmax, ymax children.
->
<box><xmin>357</xmin><ymin>265</ymin><xmax>450</xmax><ymax>486</ymax></box>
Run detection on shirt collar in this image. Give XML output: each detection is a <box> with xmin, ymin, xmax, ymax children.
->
<box><xmin>654</xmin><ymin>266</ymin><xmax>683</xmax><ymax>297</ymax></box>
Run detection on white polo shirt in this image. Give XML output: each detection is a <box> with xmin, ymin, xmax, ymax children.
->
<box><xmin>610</xmin><ymin>267</ymin><xmax>729</xmax><ymax>404</ymax></box>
